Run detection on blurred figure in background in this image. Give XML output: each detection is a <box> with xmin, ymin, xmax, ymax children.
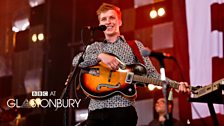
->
<box><xmin>148</xmin><ymin>97</ymin><xmax>185</xmax><ymax>126</ymax></box>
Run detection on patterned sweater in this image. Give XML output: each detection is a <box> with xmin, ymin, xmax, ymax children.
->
<box><xmin>72</xmin><ymin>36</ymin><xmax>161</xmax><ymax>111</ymax></box>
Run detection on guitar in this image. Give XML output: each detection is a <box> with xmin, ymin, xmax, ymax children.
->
<box><xmin>79</xmin><ymin>62</ymin><xmax>195</xmax><ymax>99</ymax></box>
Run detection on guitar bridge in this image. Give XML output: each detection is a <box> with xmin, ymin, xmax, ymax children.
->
<box><xmin>125</xmin><ymin>72</ymin><xmax>134</xmax><ymax>84</ymax></box>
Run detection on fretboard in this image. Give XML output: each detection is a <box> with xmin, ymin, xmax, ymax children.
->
<box><xmin>133</xmin><ymin>75</ymin><xmax>180</xmax><ymax>89</ymax></box>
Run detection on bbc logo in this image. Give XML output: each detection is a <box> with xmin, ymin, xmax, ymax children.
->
<box><xmin>32</xmin><ymin>91</ymin><xmax>48</xmax><ymax>96</ymax></box>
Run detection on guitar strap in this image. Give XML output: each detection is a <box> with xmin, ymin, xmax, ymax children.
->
<box><xmin>127</xmin><ymin>40</ymin><xmax>145</xmax><ymax>65</ymax></box>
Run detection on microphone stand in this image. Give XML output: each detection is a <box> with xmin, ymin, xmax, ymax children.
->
<box><xmin>55</xmin><ymin>28</ymin><xmax>90</xmax><ymax>126</ymax></box>
<box><xmin>157</xmin><ymin>58</ymin><xmax>171</xmax><ymax>126</ymax></box>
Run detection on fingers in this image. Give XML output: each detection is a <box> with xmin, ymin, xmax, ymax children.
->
<box><xmin>179</xmin><ymin>82</ymin><xmax>190</xmax><ymax>95</ymax></box>
<box><xmin>108</xmin><ymin>59</ymin><xmax>119</xmax><ymax>70</ymax></box>
<box><xmin>98</xmin><ymin>53</ymin><xmax>121</xmax><ymax>70</ymax></box>
<box><xmin>100</xmin><ymin>55</ymin><xmax>126</xmax><ymax>70</ymax></box>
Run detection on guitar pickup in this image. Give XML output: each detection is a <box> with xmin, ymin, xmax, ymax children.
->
<box><xmin>125</xmin><ymin>72</ymin><xmax>134</xmax><ymax>84</ymax></box>
<box><xmin>82</xmin><ymin>68</ymin><xmax>99</xmax><ymax>76</ymax></box>
<box><xmin>89</xmin><ymin>68</ymin><xmax>99</xmax><ymax>76</ymax></box>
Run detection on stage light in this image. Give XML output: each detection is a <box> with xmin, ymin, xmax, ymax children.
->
<box><xmin>12</xmin><ymin>26</ymin><xmax>20</xmax><ymax>32</ymax></box>
<box><xmin>38</xmin><ymin>33</ymin><xmax>44</xmax><ymax>41</ymax></box>
<box><xmin>156</xmin><ymin>86</ymin><xmax>162</xmax><ymax>89</ymax></box>
<box><xmin>149</xmin><ymin>9</ymin><xmax>157</xmax><ymax>19</ymax></box>
<box><xmin>29</xmin><ymin>0</ymin><xmax>45</xmax><ymax>7</ymax></box>
<box><xmin>21</xmin><ymin>22</ymin><xmax>30</xmax><ymax>31</ymax></box>
<box><xmin>12</xmin><ymin>18</ymin><xmax>30</xmax><ymax>32</ymax></box>
<box><xmin>32</xmin><ymin>34</ymin><xmax>37</xmax><ymax>42</ymax></box>
<box><xmin>148</xmin><ymin>84</ymin><xmax>155</xmax><ymax>91</ymax></box>
<box><xmin>158</xmin><ymin>7</ymin><xmax>165</xmax><ymax>16</ymax></box>
<box><xmin>136</xmin><ymin>0</ymin><xmax>172</xmax><ymax>28</ymax></box>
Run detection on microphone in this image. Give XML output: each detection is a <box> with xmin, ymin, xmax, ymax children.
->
<box><xmin>85</xmin><ymin>25</ymin><xmax>107</xmax><ymax>31</ymax></box>
<box><xmin>141</xmin><ymin>49</ymin><xmax>174</xmax><ymax>59</ymax></box>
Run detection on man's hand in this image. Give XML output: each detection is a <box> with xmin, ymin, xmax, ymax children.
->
<box><xmin>98</xmin><ymin>53</ymin><xmax>120</xmax><ymax>70</ymax></box>
<box><xmin>178</xmin><ymin>82</ymin><xmax>191</xmax><ymax>94</ymax></box>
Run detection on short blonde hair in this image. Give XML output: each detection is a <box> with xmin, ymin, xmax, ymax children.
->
<box><xmin>96</xmin><ymin>3</ymin><xmax>121</xmax><ymax>20</ymax></box>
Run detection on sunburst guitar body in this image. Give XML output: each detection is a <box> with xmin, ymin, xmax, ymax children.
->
<box><xmin>79</xmin><ymin>62</ymin><xmax>147</xmax><ymax>99</ymax></box>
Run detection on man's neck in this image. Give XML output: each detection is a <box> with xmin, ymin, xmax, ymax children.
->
<box><xmin>105</xmin><ymin>34</ymin><xmax>120</xmax><ymax>43</ymax></box>
<box><xmin>158</xmin><ymin>114</ymin><xmax>166</xmax><ymax>122</ymax></box>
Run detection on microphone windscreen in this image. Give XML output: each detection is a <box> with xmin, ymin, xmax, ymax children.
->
<box><xmin>98</xmin><ymin>25</ymin><xmax>107</xmax><ymax>31</ymax></box>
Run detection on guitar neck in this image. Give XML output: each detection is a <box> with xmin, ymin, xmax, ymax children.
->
<box><xmin>133</xmin><ymin>75</ymin><xmax>180</xmax><ymax>89</ymax></box>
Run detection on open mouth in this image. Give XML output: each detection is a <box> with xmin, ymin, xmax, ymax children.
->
<box><xmin>106</xmin><ymin>25</ymin><xmax>113</xmax><ymax>30</ymax></box>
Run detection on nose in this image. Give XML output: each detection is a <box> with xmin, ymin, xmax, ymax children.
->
<box><xmin>105</xmin><ymin>18</ymin><xmax>112</xmax><ymax>24</ymax></box>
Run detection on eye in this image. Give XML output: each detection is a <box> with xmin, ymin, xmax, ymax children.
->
<box><xmin>100</xmin><ymin>17</ymin><xmax>106</xmax><ymax>21</ymax></box>
<box><xmin>109</xmin><ymin>16</ymin><xmax>116</xmax><ymax>20</ymax></box>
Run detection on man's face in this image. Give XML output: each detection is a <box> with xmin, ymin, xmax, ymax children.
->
<box><xmin>155</xmin><ymin>98</ymin><xmax>173</xmax><ymax>115</ymax></box>
<box><xmin>155</xmin><ymin>98</ymin><xmax>166</xmax><ymax>114</ymax></box>
<box><xmin>98</xmin><ymin>10</ymin><xmax>122</xmax><ymax>37</ymax></box>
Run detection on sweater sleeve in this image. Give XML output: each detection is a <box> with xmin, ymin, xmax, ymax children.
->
<box><xmin>72</xmin><ymin>42</ymin><xmax>103</xmax><ymax>67</ymax></box>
